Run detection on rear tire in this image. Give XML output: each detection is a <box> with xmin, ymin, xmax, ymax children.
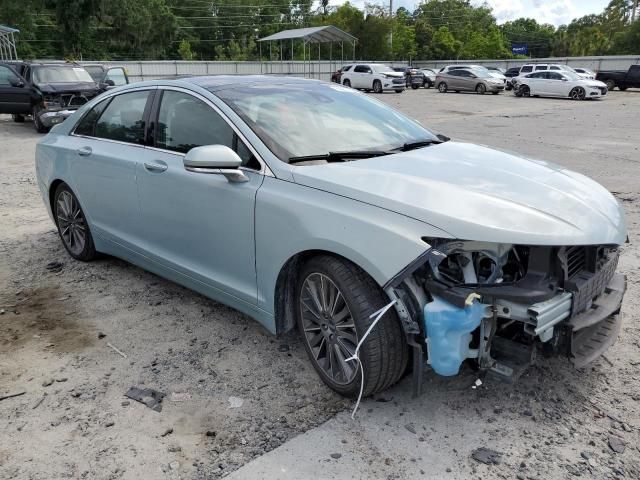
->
<box><xmin>619</xmin><ymin>85</ymin><xmax>628</xmax><ymax>91</ymax></box>
<box><xmin>12</xmin><ymin>114</ymin><xmax>25</xmax><ymax>123</ymax></box>
<box><xmin>438</xmin><ymin>82</ymin><xmax>447</xmax><ymax>93</ymax></box>
<box><xmin>605</xmin><ymin>79</ymin><xmax>616</xmax><ymax>91</ymax></box>
<box><xmin>411</xmin><ymin>84</ymin><xmax>419</xmax><ymax>90</ymax></box>
<box><xmin>53</xmin><ymin>183</ymin><xmax>97</xmax><ymax>261</ymax></box>
<box><xmin>394</xmin><ymin>89</ymin><xmax>403</xmax><ymax>93</ymax></box>
<box><xmin>296</xmin><ymin>255</ymin><xmax>408</xmax><ymax>398</ymax></box>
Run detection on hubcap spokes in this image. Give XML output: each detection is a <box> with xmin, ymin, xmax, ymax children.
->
<box><xmin>300</xmin><ymin>273</ymin><xmax>358</xmax><ymax>385</ymax></box>
<box><xmin>57</xmin><ymin>191</ymin><xmax>86</xmax><ymax>255</ymax></box>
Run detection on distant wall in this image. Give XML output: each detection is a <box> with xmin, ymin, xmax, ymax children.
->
<box><xmin>37</xmin><ymin>56</ymin><xmax>640</xmax><ymax>83</ymax></box>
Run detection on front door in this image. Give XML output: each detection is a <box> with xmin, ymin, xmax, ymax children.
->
<box><xmin>0</xmin><ymin>65</ymin><xmax>31</xmax><ymax>115</ymax></box>
<box><xmin>136</xmin><ymin>89</ymin><xmax>264</xmax><ymax>306</ymax></box>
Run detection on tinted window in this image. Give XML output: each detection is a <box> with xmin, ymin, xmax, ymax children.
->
<box><xmin>547</xmin><ymin>72</ymin><xmax>563</xmax><ymax>80</ymax></box>
<box><xmin>95</xmin><ymin>90</ymin><xmax>150</xmax><ymax>144</ymax></box>
<box><xmin>550</xmin><ymin>66</ymin><xmax>560</xmax><ymax>70</ymax></box>
<box><xmin>342</xmin><ymin>65</ymin><xmax>352</xmax><ymax>72</ymax></box>
<box><xmin>33</xmin><ymin>66</ymin><xmax>94</xmax><ymax>84</ymax></box>
<box><xmin>0</xmin><ymin>65</ymin><xmax>19</xmax><ymax>85</ymax></box>
<box><xmin>520</xmin><ymin>66</ymin><xmax>533</xmax><ymax>73</ymax></box>
<box><xmin>527</xmin><ymin>72</ymin><xmax>546</xmax><ymax>78</ymax></box>
<box><xmin>105</xmin><ymin>68</ymin><xmax>127</xmax><ymax>86</ymax></box>
<box><xmin>534</xmin><ymin>65</ymin><xmax>547</xmax><ymax>71</ymax></box>
<box><xmin>458</xmin><ymin>70</ymin><xmax>473</xmax><ymax>77</ymax></box>
<box><xmin>155</xmin><ymin>90</ymin><xmax>259</xmax><ymax>169</ymax></box>
<box><xmin>74</xmin><ymin>98</ymin><xmax>111</xmax><ymax>136</ymax></box>
<box><xmin>354</xmin><ymin>65</ymin><xmax>370</xmax><ymax>73</ymax></box>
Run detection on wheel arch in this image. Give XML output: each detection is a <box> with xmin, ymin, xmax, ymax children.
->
<box><xmin>49</xmin><ymin>179</ymin><xmax>66</xmax><ymax>215</ymax></box>
<box><xmin>274</xmin><ymin>249</ymin><xmax>384</xmax><ymax>335</ymax></box>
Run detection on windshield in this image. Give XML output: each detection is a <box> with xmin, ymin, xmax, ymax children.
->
<box><xmin>33</xmin><ymin>66</ymin><xmax>94</xmax><ymax>84</ymax></box>
<box><xmin>371</xmin><ymin>64</ymin><xmax>395</xmax><ymax>73</ymax></box>
<box><xmin>215</xmin><ymin>83</ymin><xmax>438</xmax><ymax>162</ymax></box>
<box><xmin>562</xmin><ymin>71</ymin><xmax>582</xmax><ymax>81</ymax></box>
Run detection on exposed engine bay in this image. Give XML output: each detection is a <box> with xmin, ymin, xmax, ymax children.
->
<box><xmin>386</xmin><ymin>238</ymin><xmax>626</xmax><ymax>392</ymax></box>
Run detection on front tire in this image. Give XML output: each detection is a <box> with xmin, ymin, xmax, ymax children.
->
<box><xmin>605</xmin><ymin>79</ymin><xmax>616</xmax><ymax>91</ymax></box>
<box><xmin>12</xmin><ymin>114</ymin><xmax>25</xmax><ymax>123</ymax></box>
<box><xmin>296</xmin><ymin>255</ymin><xmax>408</xmax><ymax>398</ymax></box>
<box><xmin>411</xmin><ymin>84</ymin><xmax>419</xmax><ymax>90</ymax></box>
<box><xmin>438</xmin><ymin>82</ymin><xmax>448</xmax><ymax>93</ymax></box>
<box><xmin>54</xmin><ymin>183</ymin><xmax>97</xmax><ymax>261</ymax></box>
<box><xmin>373</xmin><ymin>79</ymin><xmax>382</xmax><ymax>94</ymax></box>
<box><xmin>33</xmin><ymin>106</ymin><xmax>50</xmax><ymax>133</ymax></box>
<box><xmin>570</xmin><ymin>87</ymin><xmax>586</xmax><ymax>100</ymax></box>
<box><xmin>343</xmin><ymin>79</ymin><xmax>351</xmax><ymax>88</ymax></box>
<box><xmin>394</xmin><ymin>89</ymin><xmax>403</xmax><ymax>94</ymax></box>
<box><xmin>476</xmin><ymin>83</ymin><xmax>486</xmax><ymax>95</ymax></box>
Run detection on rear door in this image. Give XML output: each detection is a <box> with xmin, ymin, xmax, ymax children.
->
<box><xmin>352</xmin><ymin>65</ymin><xmax>371</xmax><ymax>88</ymax></box>
<box><xmin>67</xmin><ymin>88</ymin><xmax>155</xmax><ymax>247</ymax></box>
<box><xmin>456</xmin><ymin>70</ymin><xmax>474</xmax><ymax>91</ymax></box>
<box><xmin>0</xmin><ymin>64</ymin><xmax>32</xmax><ymax>115</ymax></box>
<box><xmin>545</xmin><ymin>72</ymin><xmax>566</xmax><ymax>96</ymax></box>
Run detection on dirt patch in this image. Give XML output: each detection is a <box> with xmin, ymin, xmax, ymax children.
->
<box><xmin>1</xmin><ymin>285</ymin><xmax>93</xmax><ymax>353</ymax></box>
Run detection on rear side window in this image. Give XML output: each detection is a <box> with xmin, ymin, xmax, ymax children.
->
<box><xmin>354</xmin><ymin>65</ymin><xmax>371</xmax><ymax>73</ymax></box>
<box><xmin>74</xmin><ymin>98</ymin><xmax>110</xmax><ymax>136</ymax></box>
<box><xmin>94</xmin><ymin>90</ymin><xmax>151</xmax><ymax>144</ymax></box>
<box><xmin>550</xmin><ymin>66</ymin><xmax>560</xmax><ymax>70</ymax></box>
<box><xmin>535</xmin><ymin>65</ymin><xmax>547</xmax><ymax>71</ymax></box>
<box><xmin>342</xmin><ymin>65</ymin><xmax>352</xmax><ymax>72</ymax></box>
<box><xmin>520</xmin><ymin>66</ymin><xmax>533</xmax><ymax>73</ymax></box>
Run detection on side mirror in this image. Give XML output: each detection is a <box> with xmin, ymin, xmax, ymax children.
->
<box><xmin>436</xmin><ymin>133</ymin><xmax>451</xmax><ymax>142</ymax></box>
<box><xmin>104</xmin><ymin>79</ymin><xmax>115</xmax><ymax>87</ymax></box>
<box><xmin>183</xmin><ymin>145</ymin><xmax>248</xmax><ymax>183</ymax></box>
<box><xmin>561</xmin><ymin>78</ymin><xmax>568</xmax><ymax>81</ymax></box>
<box><xmin>9</xmin><ymin>77</ymin><xmax>24</xmax><ymax>88</ymax></box>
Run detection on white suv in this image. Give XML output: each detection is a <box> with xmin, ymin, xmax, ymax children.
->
<box><xmin>341</xmin><ymin>64</ymin><xmax>405</xmax><ymax>93</ymax></box>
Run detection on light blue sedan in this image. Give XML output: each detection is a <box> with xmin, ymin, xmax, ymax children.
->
<box><xmin>36</xmin><ymin>76</ymin><xmax>627</xmax><ymax>397</ymax></box>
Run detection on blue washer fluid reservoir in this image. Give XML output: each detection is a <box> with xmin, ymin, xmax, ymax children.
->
<box><xmin>424</xmin><ymin>296</ymin><xmax>485</xmax><ymax>376</ymax></box>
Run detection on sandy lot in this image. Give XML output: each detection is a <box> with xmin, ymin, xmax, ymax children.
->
<box><xmin>1</xmin><ymin>87</ymin><xmax>639</xmax><ymax>480</ymax></box>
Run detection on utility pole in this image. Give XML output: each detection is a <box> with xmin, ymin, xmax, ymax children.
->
<box><xmin>389</xmin><ymin>0</ymin><xmax>393</xmax><ymax>55</ymax></box>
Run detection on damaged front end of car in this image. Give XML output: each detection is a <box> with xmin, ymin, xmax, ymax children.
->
<box><xmin>385</xmin><ymin>238</ymin><xmax>626</xmax><ymax>394</ymax></box>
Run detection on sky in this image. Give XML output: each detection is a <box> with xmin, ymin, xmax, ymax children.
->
<box><xmin>326</xmin><ymin>0</ymin><xmax>611</xmax><ymax>26</ymax></box>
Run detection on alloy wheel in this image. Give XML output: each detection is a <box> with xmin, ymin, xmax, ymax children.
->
<box><xmin>56</xmin><ymin>190</ymin><xmax>87</xmax><ymax>256</ymax></box>
<box><xmin>299</xmin><ymin>273</ymin><xmax>358</xmax><ymax>385</ymax></box>
<box><xmin>476</xmin><ymin>83</ymin><xmax>486</xmax><ymax>94</ymax></box>
<box><xmin>373</xmin><ymin>80</ymin><xmax>382</xmax><ymax>94</ymax></box>
<box><xmin>571</xmin><ymin>87</ymin><xmax>586</xmax><ymax>100</ymax></box>
<box><xmin>438</xmin><ymin>82</ymin><xmax>447</xmax><ymax>93</ymax></box>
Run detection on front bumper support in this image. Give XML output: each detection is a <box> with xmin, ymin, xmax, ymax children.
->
<box><xmin>570</xmin><ymin>273</ymin><xmax>626</xmax><ymax>368</ymax></box>
<box><xmin>39</xmin><ymin>109</ymin><xmax>76</xmax><ymax>127</ymax></box>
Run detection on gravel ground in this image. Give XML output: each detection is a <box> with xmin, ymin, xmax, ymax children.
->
<box><xmin>1</xmin><ymin>87</ymin><xmax>639</xmax><ymax>480</ymax></box>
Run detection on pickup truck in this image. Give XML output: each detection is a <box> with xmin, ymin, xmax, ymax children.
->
<box><xmin>596</xmin><ymin>64</ymin><xmax>640</xmax><ymax>91</ymax></box>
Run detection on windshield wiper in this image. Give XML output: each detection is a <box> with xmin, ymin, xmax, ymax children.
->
<box><xmin>397</xmin><ymin>139</ymin><xmax>442</xmax><ymax>152</ymax></box>
<box><xmin>288</xmin><ymin>150</ymin><xmax>390</xmax><ymax>164</ymax></box>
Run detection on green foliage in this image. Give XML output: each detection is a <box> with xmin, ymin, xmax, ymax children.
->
<box><xmin>0</xmin><ymin>0</ymin><xmax>638</xmax><ymax>61</ymax></box>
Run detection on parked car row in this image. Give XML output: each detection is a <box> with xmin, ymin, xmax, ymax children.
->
<box><xmin>0</xmin><ymin>61</ymin><xmax>128</xmax><ymax>132</ymax></box>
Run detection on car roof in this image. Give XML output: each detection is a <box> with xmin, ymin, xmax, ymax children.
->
<box><xmin>152</xmin><ymin>75</ymin><xmax>325</xmax><ymax>91</ymax></box>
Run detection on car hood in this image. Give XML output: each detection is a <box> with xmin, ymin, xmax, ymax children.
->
<box><xmin>36</xmin><ymin>82</ymin><xmax>100</xmax><ymax>94</ymax></box>
<box><xmin>580</xmin><ymin>79</ymin><xmax>607</xmax><ymax>88</ymax></box>
<box><xmin>382</xmin><ymin>72</ymin><xmax>405</xmax><ymax>78</ymax></box>
<box><xmin>291</xmin><ymin>142</ymin><xmax>627</xmax><ymax>246</ymax></box>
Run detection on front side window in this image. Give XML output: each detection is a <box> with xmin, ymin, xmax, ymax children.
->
<box><xmin>521</xmin><ymin>66</ymin><xmax>533</xmax><ymax>73</ymax></box>
<box><xmin>155</xmin><ymin>90</ymin><xmax>259</xmax><ymax>169</ymax></box>
<box><xmin>0</xmin><ymin>65</ymin><xmax>19</xmax><ymax>85</ymax></box>
<box><xmin>216</xmin><ymin>83</ymin><xmax>438</xmax><ymax>162</ymax></box>
<box><xmin>354</xmin><ymin>65</ymin><xmax>370</xmax><ymax>73</ymax></box>
<box><xmin>94</xmin><ymin>90</ymin><xmax>151</xmax><ymax>144</ymax></box>
<box><xmin>105</xmin><ymin>68</ymin><xmax>127</xmax><ymax>86</ymax></box>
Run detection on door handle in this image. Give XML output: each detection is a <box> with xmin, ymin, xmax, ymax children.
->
<box><xmin>144</xmin><ymin>161</ymin><xmax>168</xmax><ymax>173</ymax></box>
<box><xmin>77</xmin><ymin>146</ymin><xmax>92</xmax><ymax>156</ymax></box>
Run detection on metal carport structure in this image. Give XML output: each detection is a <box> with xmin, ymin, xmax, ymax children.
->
<box><xmin>0</xmin><ymin>25</ymin><xmax>19</xmax><ymax>61</ymax></box>
<box><xmin>258</xmin><ymin>25</ymin><xmax>357</xmax><ymax>79</ymax></box>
